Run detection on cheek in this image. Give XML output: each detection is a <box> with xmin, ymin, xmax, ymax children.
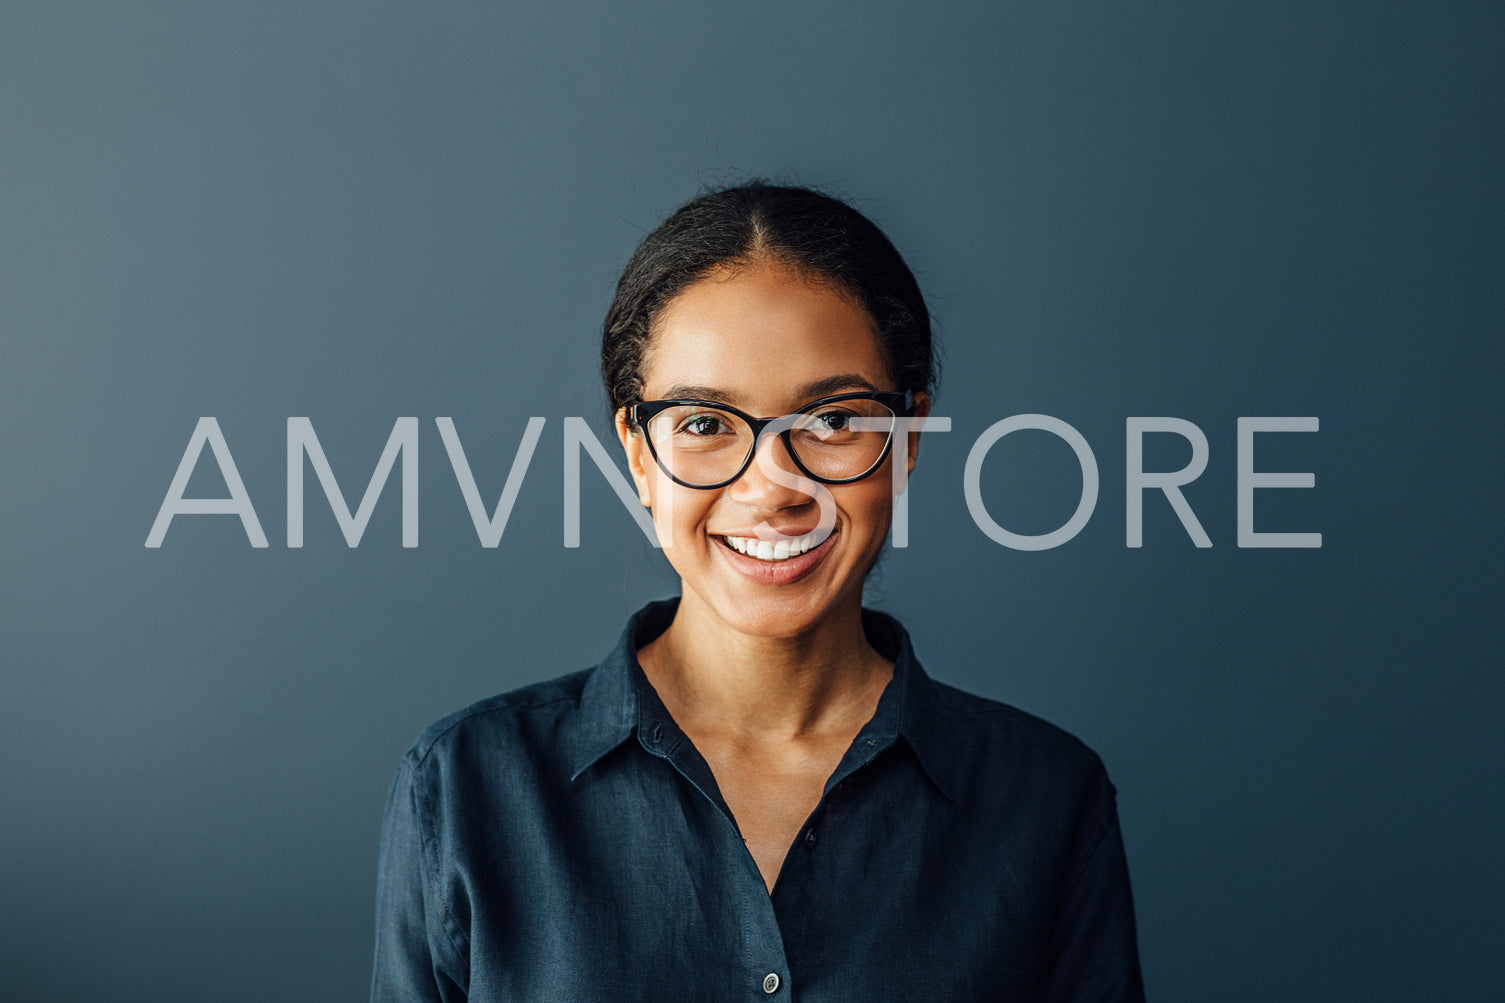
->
<box><xmin>647</xmin><ymin>476</ymin><xmax>715</xmax><ymax>549</ymax></box>
<box><xmin>840</xmin><ymin>480</ymin><xmax>897</xmax><ymax>543</ymax></box>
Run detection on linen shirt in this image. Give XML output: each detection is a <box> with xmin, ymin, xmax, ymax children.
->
<box><xmin>370</xmin><ymin>599</ymin><xmax>1144</xmax><ymax>1001</ymax></box>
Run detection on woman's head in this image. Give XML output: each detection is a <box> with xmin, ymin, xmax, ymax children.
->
<box><xmin>601</xmin><ymin>182</ymin><xmax>935</xmax><ymax>416</ymax></box>
<box><xmin>605</xmin><ymin>183</ymin><xmax>936</xmax><ymax>640</ymax></box>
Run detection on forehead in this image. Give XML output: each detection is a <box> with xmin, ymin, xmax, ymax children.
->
<box><xmin>643</xmin><ymin>261</ymin><xmax>890</xmax><ymax>410</ymax></box>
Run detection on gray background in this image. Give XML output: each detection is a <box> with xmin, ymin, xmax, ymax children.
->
<box><xmin>2</xmin><ymin>1</ymin><xmax>1500</xmax><ymax>1000</ymax></box>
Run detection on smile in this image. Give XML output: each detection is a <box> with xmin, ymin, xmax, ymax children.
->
<box><xmin>718</xmin><ymin>532</ymin><xmax>825</xmax><ymax>562</ymax></box>
<box><xmin>712</xmin><ymin>529</ymin><xmax>838</xmax><ymax>585</ymax></box>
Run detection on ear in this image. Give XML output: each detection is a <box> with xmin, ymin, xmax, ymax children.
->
<box><xmin>905</xmin><ymin>392</ymin><xmax>932</xmax><ymax>473</ymax></box>
<box><xmin>616</xmin><ymin>408</ymin><xmax>654</xmax><ymax>507</ymax></box>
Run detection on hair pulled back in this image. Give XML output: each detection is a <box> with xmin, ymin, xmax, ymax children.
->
<box><xmin>601</xmin><ymin>182</ymin><xmax>935</xmax><ymax>415</ymax></box>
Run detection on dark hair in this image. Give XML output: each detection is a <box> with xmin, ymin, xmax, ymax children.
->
<box><xmin>601</xmin><ymin>182</ymin><xmax>935</xmax><ymax>415</ymax></box>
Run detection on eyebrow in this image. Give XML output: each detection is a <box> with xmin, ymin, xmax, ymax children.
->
<box><xmin>799</xmin><ymin>373</ymin><xmax>881</xmax><ymax>399</ymax></box>
<box><xmin>658</xmin><ymin>373</ymin><xmax>880</xmax><ymax>407</ymax></box>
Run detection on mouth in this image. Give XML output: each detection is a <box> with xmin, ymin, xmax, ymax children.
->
<box><xmin>717</xmin><ymin>531</ymin><xmax>826</xmax><ymax>562</ymax></box>
<box><xmin>712</xmin><ymin>529</ymin><xmax>837</xmax><ymax>585</ymax></box>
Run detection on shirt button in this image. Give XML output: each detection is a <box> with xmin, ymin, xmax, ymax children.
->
<box><xmin>803</xmin><ymin>827</ymin><xmax>818</xmax><ymax>849</ymax></box>
<box><xmin>762</xmin><ymin>972</ymin><xmax>780</xmax><ymax>994</ymax></box>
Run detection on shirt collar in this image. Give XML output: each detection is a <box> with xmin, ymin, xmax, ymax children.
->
<box><xmin>573</xmin><ymin>598</ymin><xmax>958</xmax><ymax>801</ymax></box>
<box><xmin>569</xmin><ymin>600</ymin><xmax>665</xmax><ymax>780</ymax></box>
<box><xmin>857</xmin><ymin>605</ymin><xmax>959</xmax><ymax>801</ymax></box>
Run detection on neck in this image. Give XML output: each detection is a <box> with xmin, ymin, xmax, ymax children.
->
<box><xmin>638</xmin><ymin>591</ymin><xmax>893</xmax><ymax>744</ymax></box>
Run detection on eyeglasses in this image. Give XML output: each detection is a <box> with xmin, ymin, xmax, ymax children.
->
<box><xmin>629</xmin><ymin>390</ymin><xmax>914</xmax><ymax>489</ymax></box>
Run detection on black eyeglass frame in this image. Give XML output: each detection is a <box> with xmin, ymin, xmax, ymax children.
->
<box><xmin>628</xmin><ymin>390</ymin><xmax>915</xmax><ymax>490</ymax></box>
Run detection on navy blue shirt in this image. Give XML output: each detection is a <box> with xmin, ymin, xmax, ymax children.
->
<box><xmin>371</xmin><ymin>599</ymin><xmax>1144</xmax><ymax>1001</ymax></box>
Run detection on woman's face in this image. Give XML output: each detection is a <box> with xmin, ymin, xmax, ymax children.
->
<box><xmin>618</xmin><ymin>258</ymin><xmax>928</xmax><ymax>640</ymax></box>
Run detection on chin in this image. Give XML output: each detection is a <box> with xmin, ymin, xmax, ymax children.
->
<box><xmin>716</xmin><ymin>605</ymin><xmax>828</xmax><ymax>640</ymax></box>
<box><xmin>703</xmin><ymin>577</ymin><xmax>862</xmax><ymax>640</ymax></box>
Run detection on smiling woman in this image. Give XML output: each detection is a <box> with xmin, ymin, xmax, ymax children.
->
<box><xmin>370</xmin><ymin>183</ymin><xmax>1146</xmax><ymax>1002</ymax></box>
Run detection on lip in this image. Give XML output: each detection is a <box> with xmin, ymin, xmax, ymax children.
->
<box><xmin>712</xmin><ymin>529</ymin><xmax>837</xmax><ymax>586</ymax></box>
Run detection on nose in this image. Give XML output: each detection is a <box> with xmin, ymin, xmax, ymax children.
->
<box><xmin>727</xmin><ymin>431</ymin><xmax>819</xmax><ymax>510</ymax></box>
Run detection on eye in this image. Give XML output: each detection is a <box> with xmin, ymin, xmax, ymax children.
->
<box><xmin>810</xmin><ymin>408</ymin><xmax>856</xmax><ymax>432</ymax></box>
<box><xmin>679</xmin><ymin>413</ymin><xmax>729</xmax><ymax>436</ymax></box>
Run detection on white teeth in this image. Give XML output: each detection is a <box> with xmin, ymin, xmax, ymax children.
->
<box><xmin>722</xmin><ymin>533</ymin><xmax>824</xmax><ymax>562</ymax></box>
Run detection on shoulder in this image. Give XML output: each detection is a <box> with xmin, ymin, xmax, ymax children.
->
<box><xmin>873</xmin><ymin>606</ymin><xmax>1108</xmax><ymax>790</ymax></box>
<box><xmin>401</xmin><ymin>667</ymin><xmax>593</xmax><ymax>773</ymax></box>
<box><xmin>935</xmin><ymin>679</ymin><xmax>1102</xmax><ymax>763</ymax></box>
<box><xmin>918</xmin><ymin>675</ymin><xmax>1114</xmax><ymax>810</ymax></box>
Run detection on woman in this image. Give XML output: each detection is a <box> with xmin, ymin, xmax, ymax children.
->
<box><xmin>371</xmin><ymin>183</ymin><xmax>1144</xmax><ymax>1001</ymax></box>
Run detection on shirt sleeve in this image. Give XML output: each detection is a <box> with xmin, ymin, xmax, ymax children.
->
<box><xmin>370</xmin><ymin>755</ymin><xmax>467</xmax><ymax>1003</ymax></box>
<box><xmin>1040</xmin><ymin>761</ymin><xmax>1147</xmax><ymax>1003</ymax></box>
